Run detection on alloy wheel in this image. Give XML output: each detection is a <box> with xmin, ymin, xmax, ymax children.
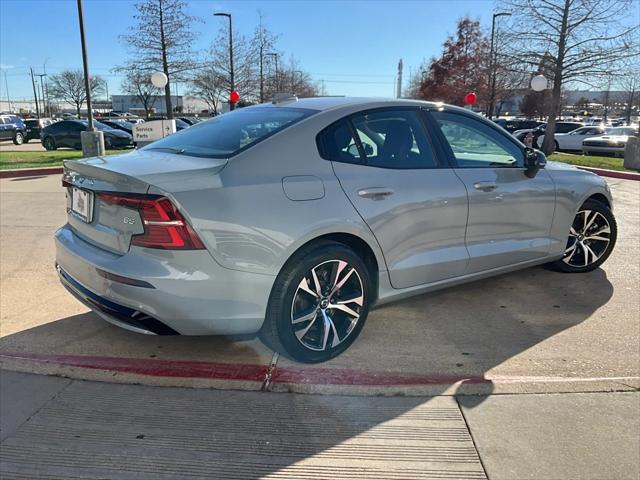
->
<box><xmin>291</xmin><ymin>259</ymin><xmax>364</xmax><ymax>352</ymax></box>
<box><xmin>563</xmin><ymin>209</ymin><xmax>612</xmax><ymax>267</ymax></box>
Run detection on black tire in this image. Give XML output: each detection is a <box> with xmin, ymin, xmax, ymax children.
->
<box><xmin>547</xmin><ymin>199</ymin><xmax>617</xmax><ymax>273</ymax></box>
<box><xmin>13</xmin><ymin>132</ymin><xmax>24</xmax><ymax>145</ymax></box>
<box><xmin>554</xmin><ymin>140</ymin><xmax>559</xmax><ymax>152</ymax></box>
<box><xmin>43</xmin><ymin>136</ymin><xmax>56</xmax><ymax>151</ymax></box>
<box><xmin>260</xmin><ymin>240</ymin><xmax>372</xmax><ymax>363</ymax></box>
<box><xmin>104</xmin><ymin>137</ymin><xmax>112</xmax><ymax>150</ymax></box>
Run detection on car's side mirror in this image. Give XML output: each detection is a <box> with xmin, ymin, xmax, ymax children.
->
<box><xmin>524</xmin><ymin>147</ymin><xmax>546</xmax><ymax>171</ymax></box>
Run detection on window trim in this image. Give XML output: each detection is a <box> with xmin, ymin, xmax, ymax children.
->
<box><xmin>316</xmin><ymin>106</ymin><xmax>447</xmax><ymax>170</ymax></box>
<box><xmin>424</xmin><ymin>108</ymin><xmax>527</xmax><ymax>169</ymax></box>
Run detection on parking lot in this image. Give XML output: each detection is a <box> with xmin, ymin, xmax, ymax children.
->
<box><xmin>1</xmin><ymin>173</ymin><xmax>638</xmax><ymax>395</ymax></box>
<box><xmin>1</xmin><ymin>172</ymin><xmax>639</xmax><ymax>479</ymax></box>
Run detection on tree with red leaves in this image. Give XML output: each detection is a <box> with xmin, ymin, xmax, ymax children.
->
<box><xmin>419</xmin><ymin>18</ymin><xmax>490</xmax><ymax>108</ymax></box>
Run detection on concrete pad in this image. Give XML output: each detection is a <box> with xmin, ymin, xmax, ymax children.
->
<box><xmin>0</xmin><ymin>378</ymin><xmax>486</xmax><ymax>479</ymax></box>
<box><xmin>459</xmin><ymin>392</ymin><xmax>640</xmax><ymax>480</ymax></box>
<box><xmin>0</xmin><ymin>370</ymin><xmax>70</xmax><ymax>441</ymax></box>
<box><xmin>0</xmin><ymin>175</ymin><xmax>638</xmax><ymax>395</ymax></box>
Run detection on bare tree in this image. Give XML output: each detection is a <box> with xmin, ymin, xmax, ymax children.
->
<box><xmin>189</xmin><ymin>64</ymin><xmax>226</xmax><ymax>115</ymax></box>
<box><xmin>253</xmin><ymin>14</ymin><xmax>279</xmax><ymax>103</ymax></box>
<box><xmin>278</xmin><ymin>55</ymin><xmax>318</xmax><ymax>98</ymax></box>
<box><xmin>120</xmin><ymin>0</ymin><xmax>200</xmax><ymax>118</ymax></box>
<box><xmin>501</xmin><ymin>0</ymin><xmax>640</xmax><ymax>154</ymax></box>
<box><xmin>120</xmin><ymin>68</ymin><xmax>161</xmax><ymax>119</ymax></box>
<box><xmin>208</xmin><ymin>27</ymin><xmax>259</xmax><ymax>104</ymax></box>
<box><xmin>48</xmin><ymin>69</ymin><xmax>105</xmax><ymax>118</ymax></box>
<box><xmin>616</xmin><ymin>64</ymin><xmax>640</xmax><ymax>124</ymax></box>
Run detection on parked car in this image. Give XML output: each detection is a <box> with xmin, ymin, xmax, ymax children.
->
<box><xmin>538</xmin><ymin>126</ymin><xmax>607</xmax><ymax>152</ymax></box>
<box><xmin>55</xmin><ymin>98</ymin><xmax>617</xmax><ymax>363</ymax></box>
<box><xmin>513</xmin><ymin>121</ymin><xmax>584</xmax><ymax>147</ymax></box>
<box><xmin>41</xmin><ymin>120</ymin><xmax>134</xmax><ymax>151</ymax></box>
<box><xmin>582</xmin><ymin>126</ymin><xmax>640</xmax><ymax>157</ymax></box>
<box><xmin>100</xmin><ymin>119</ymin><xmax>134</xmax><ymax>135</ymax></box>
<box><xmin>0</xmin><ymin>114</ymin><xmax>27</xmax><ymax>144</ymax></box>
<box><xmin>495</xmin><ymin>118</ymin><xmax>545</xmax><ymax>133</ymax></box>
<box><xmin>24</xmin><ymin>118</ymin><xmax>55</xmax><ymax>142</ymax></box>
<box><xmin>179</xmin><ymin>117</ymin><xmax>204</xmax><ymax>126</ymax></box>
<box><xmin>148</xmin><ymin>117</ymin><xmax>190</xmax><ymax>131</ymax></box>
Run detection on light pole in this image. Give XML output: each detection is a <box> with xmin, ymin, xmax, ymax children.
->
<box><xmin>215</xmin><ymin>12</ymin><xmax>235</xmax><ymax>110</ymax></box>
<box><xmin>266</xmin><ymin>52</ymin><xmax>278</xmax><ymax>93</ymax></box>
<box><xmin>77</xmin><ymin>0</ymin><xmax>104</xmax><ymax>156</ymax></box>
<box><xmin>488</xmin><ymin>12</ymin><xmax>511</xmax><ymax>119</ymax></box>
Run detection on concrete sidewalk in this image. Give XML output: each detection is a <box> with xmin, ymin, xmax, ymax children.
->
<box><xmin>1</xmin><ymin>371</ymin><xmax>638</xmax><ymax>480</ymax></box>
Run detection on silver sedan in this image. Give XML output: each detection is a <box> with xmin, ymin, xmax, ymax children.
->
<box><xmin>55</xmin><ymin>97</ymin><xmax>617</xmax><ymax>363</ymax></box>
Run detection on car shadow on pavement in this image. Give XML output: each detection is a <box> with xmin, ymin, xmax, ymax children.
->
<box><xmin>0</xmin><ymin>266</ymin><xmax>616</xmax><ymax>478</ymax></box>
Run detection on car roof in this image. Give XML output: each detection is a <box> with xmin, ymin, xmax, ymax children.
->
<box><xmin>258</xmin><ymin>96</ymin><xmax>443</xmax><ymax>112</ymax></box>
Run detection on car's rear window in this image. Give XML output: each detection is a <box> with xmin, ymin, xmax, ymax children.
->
<box><xmin>143</xmin><ymin>107</ymin><xmax>316</xmax><ymax>158</ymax></box>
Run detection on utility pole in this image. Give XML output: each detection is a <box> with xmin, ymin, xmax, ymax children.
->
<box><xmin>2</xmin><ymin>69</ymin><xmax>12</xmax><ymax>112</ymax></box>
<box><xmin>488</xmin><ymin>12</ymin><xmax>511</xmax><ymax>119</ymax></box>
<box><xmin>30</xmin><ymin>68</ymin><xmax>40</xmax><ymax>118</ymax></box>
<box><xmin>77</xmin><ymin>0</ymin><xmax>104</xmax><ymax>156</ymax></box>
<box><xmin>396</xmin><ymin>59</ymin><xmax>403</xmax><ymax>99</ymax></box>
<box><xmin>36</xmin><ymin>73</ymin><xmax>47</xmax><ymax>117</ymax></box>
<box><xmin>215</xmin><ymin>12</ymin><xmax>235</xmax><ymax>110</ymax></box>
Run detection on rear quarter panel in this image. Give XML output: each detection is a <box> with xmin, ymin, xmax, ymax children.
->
<box><xmin>164</xmin><ymin>105</ymin><xmax>391</xmax><ymax>277</ymax></box>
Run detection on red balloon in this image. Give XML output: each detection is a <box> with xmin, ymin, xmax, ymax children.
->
<box><xmin>464</xmin><ymin>92</ymin><xmax>477</xmax><ymax>105</ymax></box>
<box><xmin>229</xmin><ymin>90</ymin><xmax>240</xmax><ymax>103</ymax></box>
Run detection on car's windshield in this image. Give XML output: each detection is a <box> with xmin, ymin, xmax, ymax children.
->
<box><xmin>144</xmin><ymin>107</ymin><xmax>316</xmax><ymax>158</ymax></box>
<box><xmin>606</xmin><ymin>127</ymin><xmax>638</xmax><ymax>136</ymax></box>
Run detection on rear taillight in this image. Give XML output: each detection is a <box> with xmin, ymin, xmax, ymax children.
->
<box><xmin>98</xmin><ymin>193</ymin><xmax>205</xmax><ymax>250</ymax></box>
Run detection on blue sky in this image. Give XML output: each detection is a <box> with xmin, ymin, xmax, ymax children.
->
<box><xmin>1</xmin><ymin>0</ymin><xmax>498</xmax><ymax>101</ymax></box>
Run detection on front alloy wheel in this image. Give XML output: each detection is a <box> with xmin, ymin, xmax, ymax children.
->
<box><xmin>261</xmin><ymin>241</ymin><xmax>371</xmax><ymax>363</ymax></box>
<box><xmin>549</xmin><ymin>199</ymin><xmax>617</xmax><ymax>273</ymax></box>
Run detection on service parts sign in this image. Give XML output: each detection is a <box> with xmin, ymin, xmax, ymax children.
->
<box><xmin>133</xmin><ymin>120</ymin><xmax>176</xmax><ymax>143</ymax></box>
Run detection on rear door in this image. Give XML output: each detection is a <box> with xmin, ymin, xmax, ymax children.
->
<box><xmin>322</xmin><ymin>107</ymin><xmax>469</xmax><ymax>289</ymax></box>
<box><xmin>427</xmin><ymin>109</ymin><xmax>556</xmax><ymax>274</ymax></box>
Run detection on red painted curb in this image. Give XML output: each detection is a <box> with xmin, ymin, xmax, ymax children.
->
<box><xmin>0</xmin><ymin>352</ymin><xmax>267</xmax><ymax>382</ymax></box>
<box><xmin>0</xmin><ymin>167</ymin><xmax>63</xmax><ymax>179</ymax></box>
<box><xmin>2</xmin><ymin>352</ymin><xmax>638</xmax><ymax>387</ymax></box>
<box><xmin>577</xmin><ymin>166</ymin><xmax>640</xmax><ymax>181</ymax></box>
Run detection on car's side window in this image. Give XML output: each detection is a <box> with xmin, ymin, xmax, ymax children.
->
<box><xmin>431</xmin><ymin>111</ymin><xmax>523</xmax><ymax>168</ymax></box>
<box><xmin>317</xmin><ymin>120</ymin><xmax>363</xmax><ymax>164</ymax></box>
<box><xmin>350</xmin><ymin>110</ymin><xmax>437</xmax><ymax>169</ymax></box>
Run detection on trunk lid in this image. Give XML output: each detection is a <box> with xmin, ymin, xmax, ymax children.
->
<box><xmin>63</xmin><ymin>149</ymin><xmax>227</xmax><ymax>254</ymax></box>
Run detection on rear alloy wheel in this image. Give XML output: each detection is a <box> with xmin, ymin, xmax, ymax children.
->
<box><xmin>43</xmin><ymin>137</ymin><xmax>56</xmax><ymax>151</ymax></box>
<box><xmin>13</xmin><ymin>132</ymin><xmax>24</xmax><ymax>145</ymax></box>
<box><xmin>548</xmin><ymin>200</ymin><xmax>617</xmax><ymax>273</ymax></box>
<box><xmin>260</xmin><ymin>241</ymin><xmax>371</xmax><ymax>363</ymax></box>
<box><xmin>104</xmin><ymin>137</ymin><xmax>112</xmax><ymax>150</ymax></box>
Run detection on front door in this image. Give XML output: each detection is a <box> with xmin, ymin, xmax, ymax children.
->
<box><xmin>428</xmin><ymin>110</ymin><xmax>556</xmax><ymax>274</ymax></box>
<box><xmin>320</xmin><ymin>108</ymin><xmax>469</xmax><ymax>289</ymax></box>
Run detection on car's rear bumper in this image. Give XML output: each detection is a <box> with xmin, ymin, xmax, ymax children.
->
<box><xmin>55</xmin><ymin>224</ymin><xmax>274</xmax><ymax>335</ymax></box>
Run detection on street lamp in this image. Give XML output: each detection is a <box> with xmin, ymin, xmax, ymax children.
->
<box><xmin>488</xmin><ymin>11</ymin><xmax>511</xmax><ymax>119</ymax></box>
<box><xmin>215</xmin><ymin>12</ymin><xmax>235</xmax><ymax>110</ymax></box>
<box><xmin>266</xmin><ymin>52</ymin><xmax>279</xmax><ymax>93</ymax></box>
<box><xmin>76</xmin><ymin>0</ymin><xmax>104</xmax><ymax>157</ymax></box>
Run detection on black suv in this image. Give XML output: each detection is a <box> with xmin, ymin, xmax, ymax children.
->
<box><xmin>0</xmin><ymin>114</ymin><xmax>27</xmax><ymax>145</ymax></box>
<box><xmin>24</xmin><ymin>118</ymin><xmax>55</xmax><ymax>143</ymax></box>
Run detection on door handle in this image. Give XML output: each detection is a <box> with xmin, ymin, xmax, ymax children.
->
<box><xmin>357</xmin><ymin>187</ymin><xmax>395</xmax><ymax>199</ymax></box>
<box><xmin>473</xmin><ymin>181</ymin><xmax>497</xmax><ymax>192</ymax></box>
